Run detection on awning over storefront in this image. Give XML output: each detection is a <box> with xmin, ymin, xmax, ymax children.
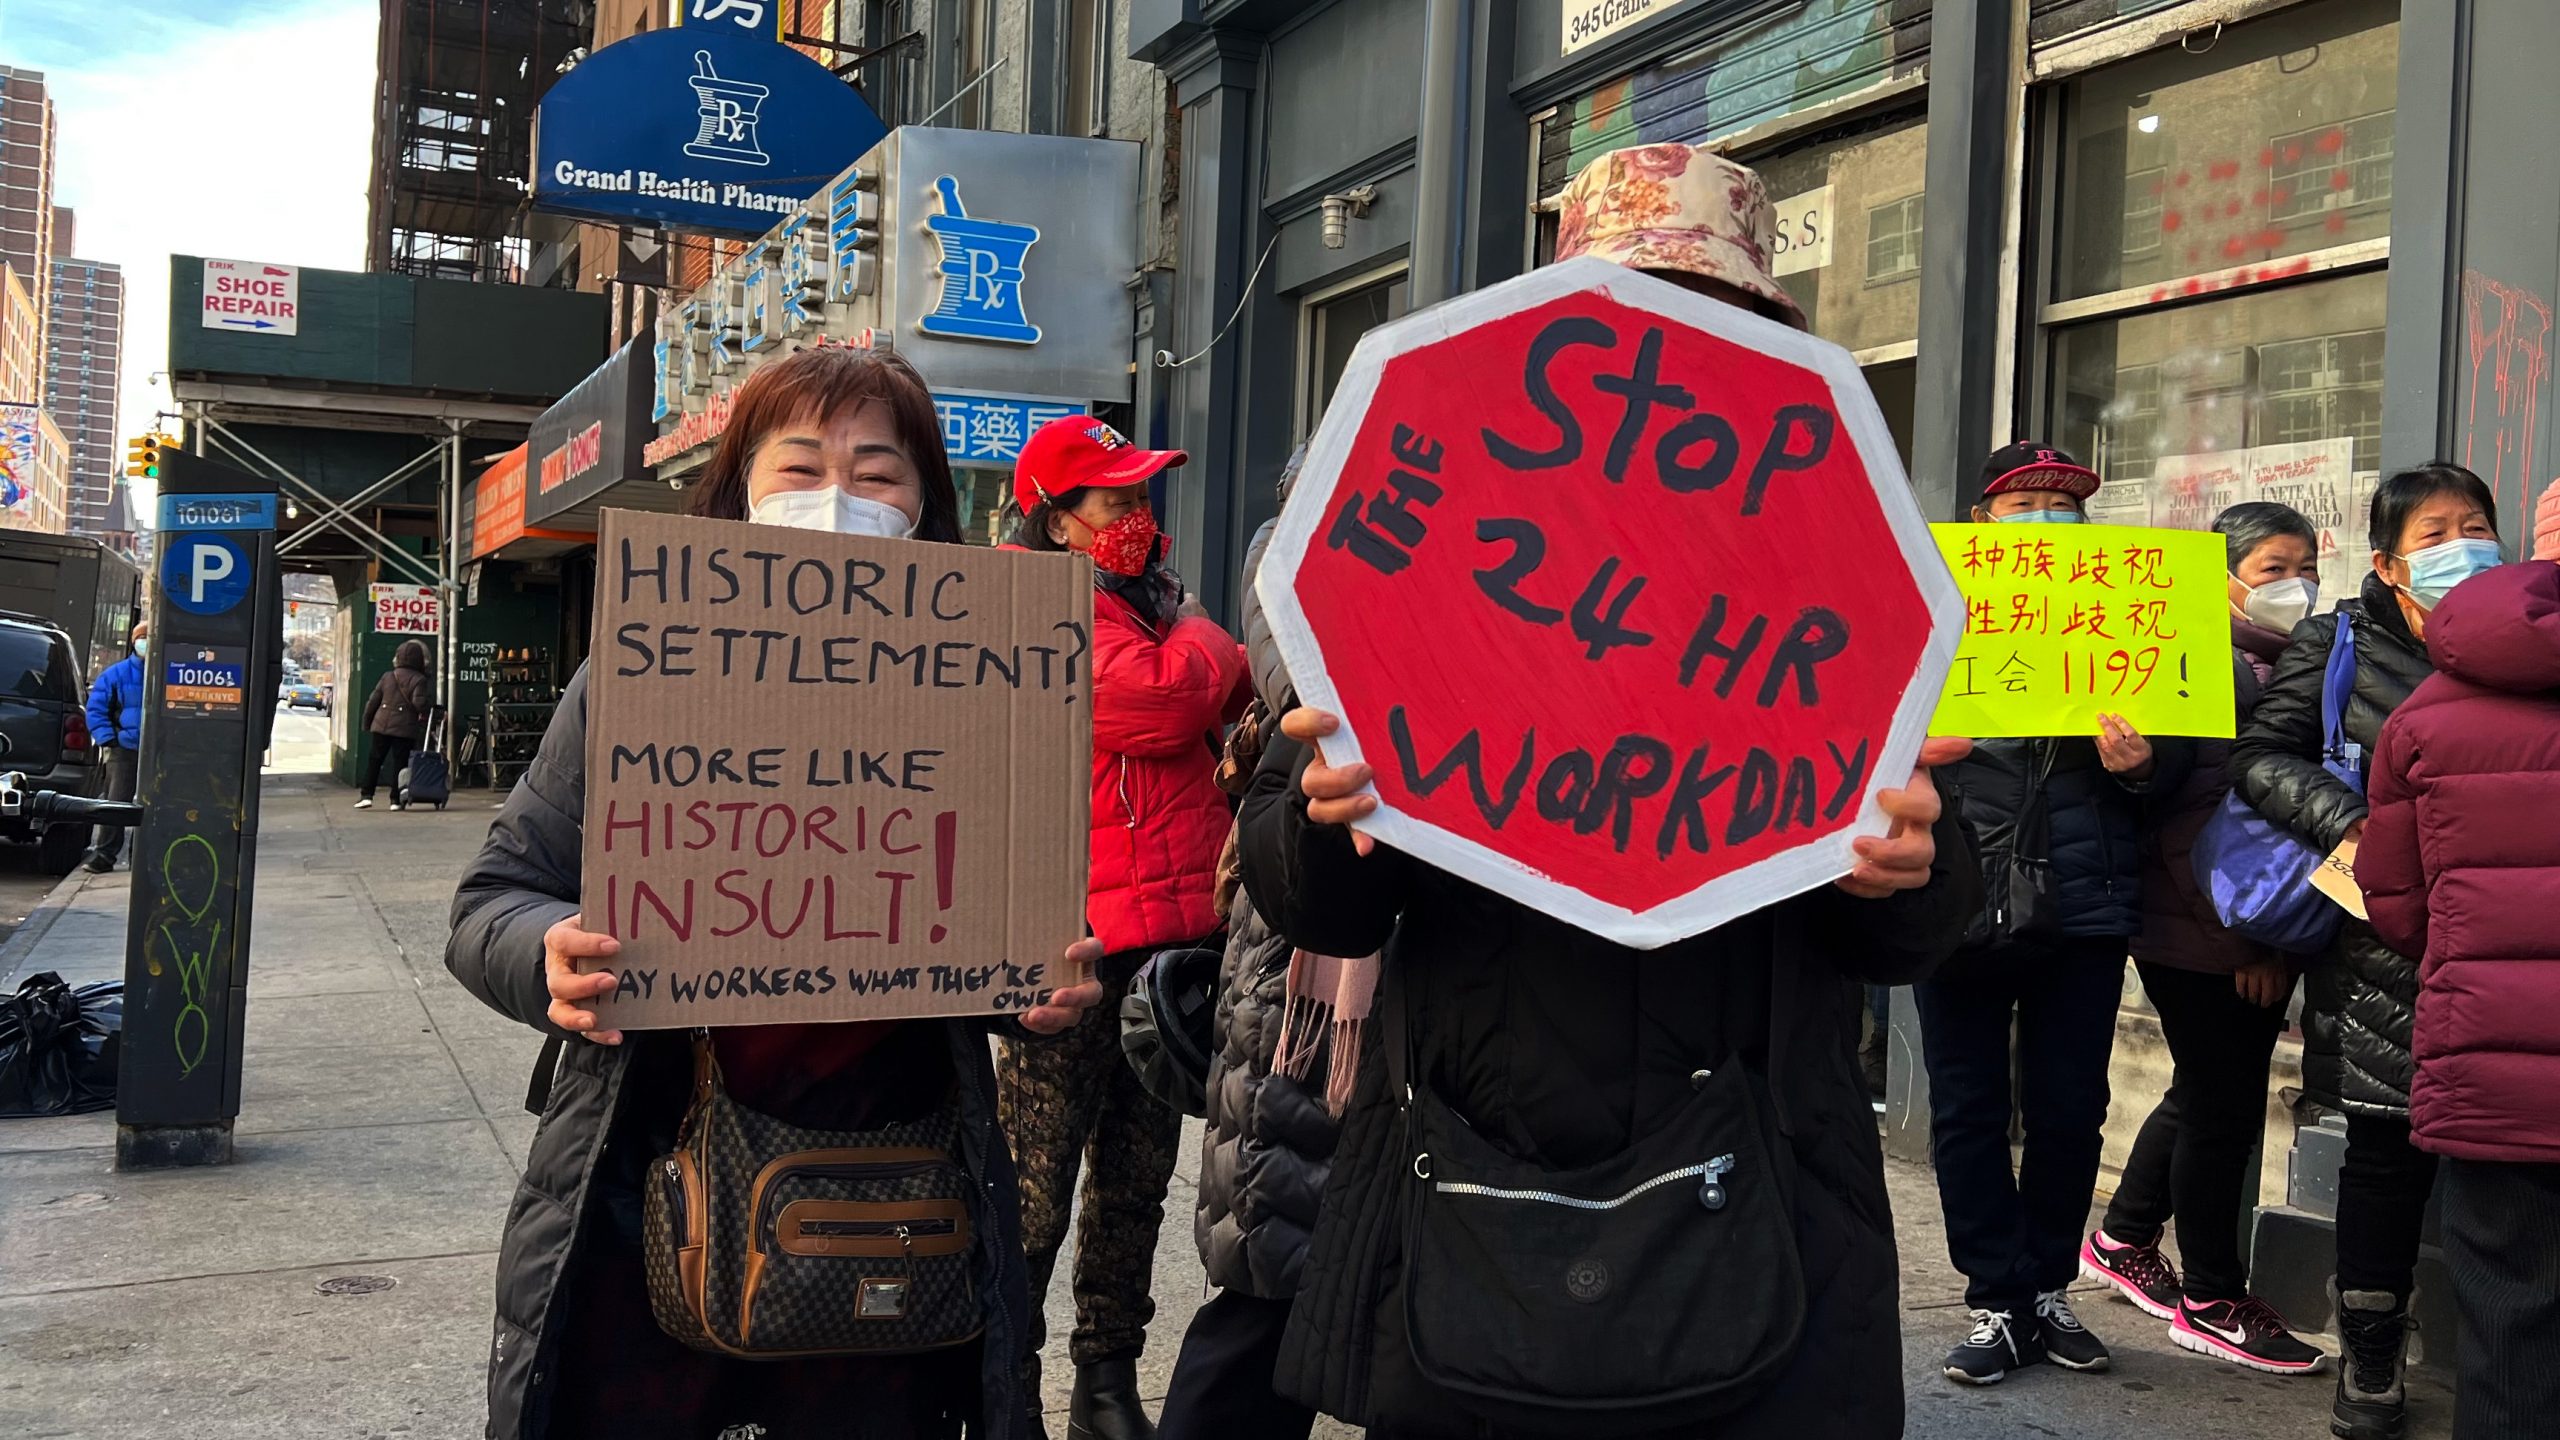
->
<box><xmin>463</xmin><ymin>444</ymin><xmax>596</xmax><ymax>566</ymax></box>
<box><xmin>524</xmin><ymin>336</ymin><xmax>674</xmax><ymax>534</ymax></box>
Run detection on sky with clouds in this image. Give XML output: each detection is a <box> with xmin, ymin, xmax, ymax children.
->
<box><xmin>4</xmin><ymin>0</ymin><xmax>377</xmax><ymax>504</ymax></box>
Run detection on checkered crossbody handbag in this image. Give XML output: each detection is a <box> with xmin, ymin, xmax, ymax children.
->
<box><xmin>641</xmin><ymin>1036</ymin><xmax>983</xmax><ymax>1358</ymax></box>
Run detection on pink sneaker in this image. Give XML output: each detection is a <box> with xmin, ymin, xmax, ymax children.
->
<box><xmin>2079</xmin><ymin>1229</ymin><xmax>2180</xmax><ymax>1321</ymax></box>
<box><xmin>2171</xmin><ymin>1296</ymin><xmax>2325</xmax><ymax>1375</ymax></box>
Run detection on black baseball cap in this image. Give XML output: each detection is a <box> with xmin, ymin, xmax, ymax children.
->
<box><xmin>1979</xmin><ymin>441</ymin><xmax>2102</xmax><ymax>501</ymax></box>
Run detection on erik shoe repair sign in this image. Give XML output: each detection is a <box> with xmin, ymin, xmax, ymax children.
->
<box><xmin>1260</xmin><ymin>258</ymin><xmax>1961</xmax><ymax>949</ymax></box>
<box><xmin>530</xmin><ymin>24</ymin><xmax>888</xmax><ymax>236</ymax></box>
<box><xmin>578</xmin><ymin>510</ymin><xmax>1093</xmax><ymax>1028</ymax></box>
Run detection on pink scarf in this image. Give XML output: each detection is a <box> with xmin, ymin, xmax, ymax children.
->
<box><xmin>1275</xmin><ymin>948</ymin><xmax>1380</xmax><ymax>1117</ymax></box>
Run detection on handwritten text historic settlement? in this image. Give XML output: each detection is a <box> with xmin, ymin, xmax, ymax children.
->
<box><xmin>580</xmin><ymin>510</ymin><xmax>1093</xmax><ymax>1027</ymax></box>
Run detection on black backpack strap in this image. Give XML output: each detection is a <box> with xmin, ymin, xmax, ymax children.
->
<box><xmin>525</xmin><ymin>1034</ymin><xmax>566</xmax><ymax>1115</ymax></box>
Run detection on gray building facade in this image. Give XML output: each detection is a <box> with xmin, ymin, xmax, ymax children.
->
<box><xmin>1130</xmin><ymin>0</ymin><xmax>2558</xmax><ymax>1366</ymax></box>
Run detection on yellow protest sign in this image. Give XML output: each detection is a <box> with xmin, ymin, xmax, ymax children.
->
<box><xmin>1927</xmin><ymin>523</ymin><xmax>2236</xmax><ymax>739</ymax></box>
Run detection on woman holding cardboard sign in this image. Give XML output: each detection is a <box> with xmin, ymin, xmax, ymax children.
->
<box><xmin>2230</xmin><ymin>462</ymin><xmax>2506</xmax><ymax>1440</ymax></box>
<box><xmin>998</xmin><ymin>415</ymin><xmax>1249</xmax><ymax>1440</ymax></box>
<box><xmin>447</xmin><ymin>344</ymin><xmax>1106</xmax><ymax>1440</ymax></box>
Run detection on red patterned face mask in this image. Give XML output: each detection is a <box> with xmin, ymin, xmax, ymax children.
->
<box><xmin>1073</xmin><ymin>506</ymin><xmax>1159</xmax><ymax>577</ymax></box>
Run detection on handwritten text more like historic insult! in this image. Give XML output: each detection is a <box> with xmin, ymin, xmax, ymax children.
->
<box><xmin>580</xmin><ymin>510</ymin><xmax>1093</xmax><ymax>1027</ymax></box>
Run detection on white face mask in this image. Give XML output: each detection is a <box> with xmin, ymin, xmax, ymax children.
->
<box><xmin>750</xmin><ymin>487</ymin><xmax>918</xmax><ymax>540</ymax></box>
<box><xmin>2239</xmin><ymin>576</ymin><xmax>2318</xmax><ymax>633</ymax></box>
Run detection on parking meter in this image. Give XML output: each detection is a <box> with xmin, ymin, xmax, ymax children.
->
<box><xmin>117</xmin><ymin>452</ymin><xmax>283</xmax><ymax>1169</ymax></box>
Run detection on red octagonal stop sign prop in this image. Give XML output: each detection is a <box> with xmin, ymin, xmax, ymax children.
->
<box><xmin>1259</xmin><ymin>259</ymin><xmax>1962</xmax><ymax>947</ymax></box>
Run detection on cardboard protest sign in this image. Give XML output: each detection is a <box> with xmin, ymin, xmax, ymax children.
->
<box><xmin>1258</xmin><ymin>257</ymin><xmax>1962</xmax><ymax>949</ymax></box>
<box><xmin>1927</xmin><ymin>523</ymin><xmax>2236</xmax><ymax>740</ymax></box>
<box><xmin>580</xmin><ymin>509</ymin><xmax>1093</xmax><ymax>1027</ymax></box>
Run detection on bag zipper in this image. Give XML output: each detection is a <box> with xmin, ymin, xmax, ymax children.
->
<box><xmin>796</xmin><ymin>1216</ymin><xmax>960</xmax><ymax>1240</ymax></box>
<box><xmin>1431</xmin><ymin>1153</ymin><xmax>1736</xmax><ymax>1211</ymax></box>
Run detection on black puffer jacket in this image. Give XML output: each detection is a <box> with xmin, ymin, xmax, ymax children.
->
<box><xmin>1940</xmin><ymin>733</ymin><xmax>2178</xmax><ymax>947</ymax></box>
<box><xmin>1195</xmin><ymin>514</ymin><xmax>1341</xmax><ymax>1297</ymax></box>
<box><xmin>1242</xmin><ymin>734</ymin><xmax>1981</xmax><ymax>1438</ymax></box>
<box><xmin>2230</xmin><ymin>575</ymin><xmax>2436</xmax><ymax>1116</ymax></box>
<box><xmin>1196</xmin><ymin>889</ymin><xmax>1338</xmax><ymax>1296</ymax></box>
<box><xmin>445</xmin><ymin>665</ymin><xmax>1039</xmax><ymax>1440</ymax></box>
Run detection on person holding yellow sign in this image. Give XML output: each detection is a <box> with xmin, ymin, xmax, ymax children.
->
<box><xmin>1921</xmin><ymin>443</ymin><xmax>2192</xmax><ymax>1388</ymax></box>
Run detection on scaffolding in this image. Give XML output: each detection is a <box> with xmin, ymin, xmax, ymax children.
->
<box><xmin>366</xmin><ymin>0</ymin><xmax>594</xmax><ymax>284</ymax></box>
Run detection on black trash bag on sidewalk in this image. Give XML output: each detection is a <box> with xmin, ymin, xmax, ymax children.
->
<box><xmin>0</xmin><ymin>971</ymin><xmax>122</xmax><ymax>1118</ymax></box>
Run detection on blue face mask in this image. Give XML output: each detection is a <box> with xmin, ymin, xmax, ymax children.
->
<box><xmin>2400</xmin><ymin>537</ymin><xmax>2503</xmax><ymax>608</ymax></box>
<box><xmin>1992</xmin><ymin>507</ymin><xmax>2083</xmax><ymax>525</ymax></box>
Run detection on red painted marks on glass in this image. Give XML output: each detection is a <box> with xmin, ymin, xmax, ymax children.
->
<box><xmin>2462</xmin><ymin>271</ymin><xmax>2555</xmax><ymax>496</ymax></box>
<box><xmin>2330</xmin><ymin>169</ymin><xmax>2354</xmax><ymax>192</ymax></box>
<box><xmin>2316</xmin><ymin>128</ymin><xmax>2348</xmax><ymax>155</ymax></box>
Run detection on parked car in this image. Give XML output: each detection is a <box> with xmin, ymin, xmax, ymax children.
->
<box><xmin>0</xmin><ymin>615</ymin><xmax>100</xmax><ymax>874</ymax></box>
<box><xmin>285</xmin><ymin>682</ymin><xmax>330</xmax><ymax>713</ymax></box>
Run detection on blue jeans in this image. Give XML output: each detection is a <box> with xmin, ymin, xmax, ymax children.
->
<box><xmin>1916</xmin><ymin>938</ymin><xmax>2127</xmax><ymax>1315</ymax></box>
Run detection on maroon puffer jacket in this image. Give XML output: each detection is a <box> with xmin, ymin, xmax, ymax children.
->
<box><xmin>2360</xmin><ymin>561</ymin><xmax>2560</xmax><ymax>1163</ymax></box>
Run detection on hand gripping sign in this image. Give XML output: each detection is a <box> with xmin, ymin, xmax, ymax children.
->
<box><xmin>1258</xmin><ymin>258</ymin><xmax>1963</xmax><ymax>948</ymax></box>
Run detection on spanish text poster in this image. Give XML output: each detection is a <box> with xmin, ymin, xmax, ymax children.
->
<box><xmin>1927</xmin><ymin>523</ymin><xmax>2236</xmax><ymax>740</ymax></box>
<box><xmin>579</xmin><ymin>509</ymin><xmax>1093</xmax><ymax>1027</ymax></box>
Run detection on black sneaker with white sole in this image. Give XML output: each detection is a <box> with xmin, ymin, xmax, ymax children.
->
<box><xmin>2082</xmin><ymin>1228</ymin><xmax>2182</xmax><ymax>1320</ymax></box>
<box><xmin>2173</xmin><ymin>1296</ymin><xmax>2324</xmax><ymax>1375</ymax></box>
<box><xmin>1945</xmin><ymin>1308</ymin><xmax>2043</xmax><ymax>1386</ymax></box>
<box><xmin>2035</xmin><ymin>1290</ymin><xmax>2111</xmax><ymax>1372</ymax></box>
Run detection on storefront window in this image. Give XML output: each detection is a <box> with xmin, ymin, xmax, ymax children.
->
<box><xmin>2052</xmin><ymin>0</ymin><xmax>2398</xmax><ymax>302</ymax></box>
<box><xmin>2038</xmin><ymin>0</ymin><xmax>2397</xmax><ymax>585</ymax></box>
<box><xmin>1301</xmin><ymin>272</ymin><xmax>1409</xmax><ymax>436</ymax></box>
<box><xmin>1745</xmin><ymin>116</ymin><xmax>1927</xmax><ymax>357</ymax></box>
<box><xmin>2052</xmin><ymin>263</ymin><xmax>2387</xmax><ymax>563</ymax></box>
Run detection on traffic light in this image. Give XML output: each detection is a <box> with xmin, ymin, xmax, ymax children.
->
<box><xmin>125</xmin><ymin>433</ymin><xmax>170</xmax><ymax>482</ymax></box>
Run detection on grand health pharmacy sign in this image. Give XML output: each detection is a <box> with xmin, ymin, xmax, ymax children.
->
<box><xmin>531</xmin><ymin>25</ymin><xmax>887</xmax><ymax>236</ymax></box>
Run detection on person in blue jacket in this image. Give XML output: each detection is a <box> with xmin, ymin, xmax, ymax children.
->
<box><xmin>82</xmin><ymin>621</ymin><xmax>147</xmax><ymax>872</ymax></box>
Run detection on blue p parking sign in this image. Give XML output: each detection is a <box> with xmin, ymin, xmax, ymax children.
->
<box><xmin>162</xmin><ymin>535</ymin><xmax>253</xmax><ymax>616</ymax></box>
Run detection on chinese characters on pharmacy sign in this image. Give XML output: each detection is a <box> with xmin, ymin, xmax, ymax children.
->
<box><xmin>201</xmin><ymin>259</ymin><xmax>299</xmax><ymax>336</ymax></box>
<box><xmin>1927</xmin><ymin>524</ymin><xmax>2234</xmax><ymax>739</ymax></box>
<box><xmin>646</xmin><ymin>129</ymin><xmax>1142</xmax><ymax>471</ymax></box>
<box><xmin>935</xmin><ymin>395</ymin><xmax>1086</xmax><ymax>466</ymax></box>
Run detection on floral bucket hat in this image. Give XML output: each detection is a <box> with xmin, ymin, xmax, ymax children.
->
<box><xmin>1552</xmin><ymin>142</ymin><xmax>1806</xmax><ymax>327</ymax></box>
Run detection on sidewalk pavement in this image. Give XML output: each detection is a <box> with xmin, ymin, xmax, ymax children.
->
<box><xmin>0</xmin><ymin>774</ymin><xmax>2453</xmax><ymax>1439</ymax></box>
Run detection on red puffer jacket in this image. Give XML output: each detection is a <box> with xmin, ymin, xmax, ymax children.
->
<box><xmin>1085</xmin><ymin>583</ymin><xmax>1248</xmax><ymax>954</ymax></box>
<box><xmin>2360</xmin><ymin>561</ymin><xmax>2560</xmax><ymax>1164</ymax></box>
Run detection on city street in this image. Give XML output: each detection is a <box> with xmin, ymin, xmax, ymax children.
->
<box><xmin>0</xmin><ymin>774</ymin><xmax>2455</xmax><ymax>1440</ymax></box>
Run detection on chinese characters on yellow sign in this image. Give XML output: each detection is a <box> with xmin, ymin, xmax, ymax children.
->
<box><xmin>1927</xmin><ymin>524</ymin><xmax>2236</xmax><ymax>739</ymax></box>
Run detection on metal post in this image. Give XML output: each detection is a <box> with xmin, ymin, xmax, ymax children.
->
<box><xmin>1908</xmin><ymin>0</ymin><xmax>2016</xmax><ymax>524</ymax></box>
<box><xmin>440</xmin><ymin>424</ymin><xmax>462</xmax><ymax>741</ymax></box>
<box><xmin>118</xmin><ymin>454</ymin><xmax>281</xmax><ymax>1168</ymax></box>
<box><xmin>1409</xmin><ymin>0</ymin><xmax>1474</xmax><ymax>307</ymax></box>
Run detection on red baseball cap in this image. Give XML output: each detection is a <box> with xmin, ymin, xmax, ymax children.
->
<box><xmin>1012</xmin><ymin>416</ymin><xmax>1187</xmax><ymax>514</ymax></box>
